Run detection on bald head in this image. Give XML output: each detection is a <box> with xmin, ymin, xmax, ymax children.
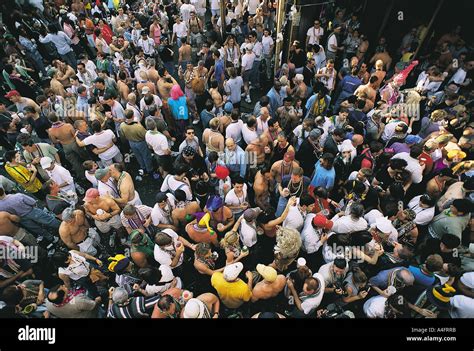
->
<box><xmin>260</xmin><ymin>107</ymin><xmax>269</xmax><ymax>118</ymax></box>
<box><xmin>375</xmin><ymin>59</ymin><xmax>384</xmax><ymax>69</ymax></box>
<box><xmin>225</xmin><ymin>138</ymin><xmax>236</xmax><ymax>150</ymax></box>
<box><xmin>397</xmin><ymin>269</ymin><xmax>415</xmax><ymax>286</ymax></box>
<box><xmin>352</xmin><ymin>134</ymin><xmax>364</xmax><ymax>146</ymax></box>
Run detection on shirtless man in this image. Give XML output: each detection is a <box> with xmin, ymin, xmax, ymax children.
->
<box><xmin>246</xmin><ymin>135</ymin><xmax>271</xmax><ymax>166</ymax></box>
<box><xmin>178</xmin><ymin>37</ymin><xmax>192</xmax><ymax>70</ymax></box>
<box><xmin>48</xmin><ymin>112</ymin><xmax>88</xmax><ymax>179</ymax></box>
<box><xmin>157</xmin><ymin>68</ymin><xmax>179</xmax><ymax>100</ymax></box>
<box><xmin>59</xmin><ymin>207</ymin><xmax>100</xmax><ymax>256</ymax></box>
<box><xmin>136</xmin><ymin>71</ymin><xmax>157</xmax><ymax>96</ymax></box>
<box><xmin>83</xmin><ymin>188</ymin><xmax>122</xmax><ymax>234</ymax></box>
<box><xmin>372</xmin><ymin>59</ymin><xmax>386</xmax><ymax>90</ymax></box>
<box><xmin>202</xmin><ymin>118</ymin><xmax>225</xmax><ymax>154</ymax></box>
<box><xmin>0</xmin><ymin>211</ymin><xmax>38</xmax><ymax>248</ymax></box>
<box><xmin>209</xmin><ymin>81</ymin><xmax>224</xmax><ymax>112</ymax></box>
<box><xmin>49</xmin><ymin>69</ymin><xmax>67</xmax><ymax>97</ymax></box>
<box><xmin>270</xmin><ymin>152</ymin><xmax>300</xmax><ymax>184</ymax></box>
<box><xmin>117</xmin><ymin>71</ymin><xmax>130</xmax><ymax>104</ymax></box>
<box><xmin>354</xmin><ymin>75</ymin><xmax>378</xmax><ymax>113</ymax></box>
<box><xmin>108</xmin><ymin>163</ymin><xmax>142</xmax><ymax>207</ymax></box>
<box><xmin>253</xmin><ymin>165</ymin><xmax>274</xmax><ymax>210</ymax></box>
<box><xmin>251</xmin><ymin>264</ymin><xmax>286</xmax><ymax>302</ymax></box>
<box><xmin>146</xmin><ymin>59</ymin><xmax>160</xmax><ymax>84</ymax></box>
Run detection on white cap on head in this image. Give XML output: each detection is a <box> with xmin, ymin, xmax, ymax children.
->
<box><xmin>460</xmin><ymin>272</ymin><xmax>474</xmax><ymax>289</ymax></box>
<box><xmin>40</xmin><ymin>156</ymin><xmax>53</xmax><ymax>169</ymax></box>
<box><xmin>297</xmin><ymin>257</ymin><xmax>307</xmax><ymax>267</ymax></box>
<box><xmin>375</xmin><ymin>217</ymin><xmax>392</xmax><ymax>234</ymax></box>
<box><xmin>183</xmin><ymin>298</ymin><xmax>206</xmax><ymax>318</ymax></box>
<box><xmin>223</xmin><ymin>262</ymin><xmax>243</xmax><ymax>281</ymax></box>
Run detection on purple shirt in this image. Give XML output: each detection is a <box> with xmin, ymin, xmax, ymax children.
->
<box><xmin>0</xmin><ymin>193</ymin><xmax>36</xmax><ymax>216</ymax></box>
<box><xmin>391</xmin><ymin>142</ymin><xmax>410</xmax><ymax>154</ymax></box>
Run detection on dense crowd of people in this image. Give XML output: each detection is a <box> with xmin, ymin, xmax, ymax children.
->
<box><xmin>0</xmin><ymin>0</ymin><xmax>473</xmax><ymax>319</ymax></box>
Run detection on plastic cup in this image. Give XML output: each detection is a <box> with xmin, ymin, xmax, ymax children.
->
<box><xmin>242</xmin><ymin>246</ymin><xmax>248</xmax><ymax>253</ymax></box>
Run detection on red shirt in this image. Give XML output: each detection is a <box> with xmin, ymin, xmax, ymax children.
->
<box><xmin>419</xmin><ymin>152</ymin><xmax>434</xmax><ymax>173</ymax></box>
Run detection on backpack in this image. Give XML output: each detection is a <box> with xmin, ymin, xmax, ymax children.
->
<box><xmin>351</xmin><ymin>148</ymin><xmax>373</xmax><ymax>172</ymax></box>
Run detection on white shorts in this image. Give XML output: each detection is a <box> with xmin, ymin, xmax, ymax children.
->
<box><xmin>95</xmin><ymin>214</ymin><xmax>123</xmax><ymax>233</ymax></box>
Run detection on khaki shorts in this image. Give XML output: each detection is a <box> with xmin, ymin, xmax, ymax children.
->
<box><xmin>95</xmin><ymin>214</ymin><xmax>123</xmax><ymax>233</ymax></box>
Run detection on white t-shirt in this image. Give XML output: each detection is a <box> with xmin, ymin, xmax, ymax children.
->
<box><xmin>145</xmin><ymin>266</ymin><xmax>182</xmax><ymax>296</ymax></box>
<box><xmin>240</xmin><ymin>219</ymin><xmax>258</xmax><ymax>248</ymax></box>
<box><xmin>47</xmin><ymin>164</ymin><xmax>75</xmax><ymax>194</ymax></box>
<box><xmin>161</xmin><ymin>175</ymin><xmax>193</xmax><ymax>200</ymax></box>
<box><xmin>242</xmin><ymin>125</ymin><xmax>259</xmax><ymax>145</ymax></box>
<box><xmin>180</xmin><ymin>3</ymin><xmax>196</xmax><ymax>23</ymax></box>
<box><xmin>262</xmin><ymin>35</ymin><xmax>274</xmax><ymax>56</ymax></box>
<box><xmin>151</xmin><ymin>193</ymin><xmax>176</xmax><ymax>226</ymax></box>
<box><xmin>173</xmin><ymin>22</ymin><xmax>188</xmax><ymax>39</ymax></box>
<box><xmin>448</xmin><ymin>68</ymin><xmax>467</xmax><ymax>93</ymax></box>
<box><xmin>241</xmin><ymin>53</ymin><xmax>256</xmax><ymax>71</ymax></box>
<box><xmin>283</xmin><ymin>205</ymin><xmax>305</xmax><ymax>232</ymax></box>
<box><xmin>408</xmin><ymin>195</ymin><xmax>435</xmax><ymax>226</ymax></box>
<box><xmin>331</xmin><ymin>215</ymin><xmax>368</xmax><ymax>234</ymax></box>
<box><xmin>146</xmin><ymin>130</ymin><xmax>169</xmax><ymax>156</ymax></box>
<box><xmin>85</xmin><ymin>171</ymin><xmax>98</xmax><ymax>188</ymax></box>
<box><xmin>363</xmin><ymin>295</ymin><xmax>387</xmax><ymax>318</ymax></box>
<box><xmin>153</xmin><ymin>228</ymin><xmax>183</xmax><ymax>268</ymax></box>
<box><xmin>225</xmin><ymin>185</ymin><xmax>248</xmax><ymax>215</ymax></box>
<box><xmin>449</xmin><ymin>295</ymin><xmax>474</xmax><ymax>318</ymax></box>
<box><xmin>300</xmin><ymin>273</ymin><xmax>326</xmax><ymax>315</ymax></box>
<box><xmin>58</xmin><ymin>251</ymin><xmax>90</xmax><ymax>281</ymax></box>
<box><xmin>300</xmin><ymin>213</ymin><xmax>323</xmax><ymax>254</ymax></box>
<box><xmin>140</xmin><ymin>94</ymin><xmax>162</xmax><ymax>111</ymax></box>
<box><xmin>98</xmin><ymin>179</ymin><xmax>119</xmax><ymax>198</ymax></box>
<box><xmin>392</xmin><ymin>152</ymin><xmax>423</xmax><ymax>184</ymax></box>
<box><xmin>137</xmin><ymin>37</ymin><xmax>155</xmax><ymax>56</ymax></box>
<box><xmin>306</xmin><ymin>26</ymin><xmax>324</xmax><ymax>45</ymax></box>
<box><xmin>327</xmin><ymin>33</ymin><xmax>338</xmax><ymax>53</ymax></box>
<box><xmin>248</xmin><ymin>0</ymin><xmax>260</xmax><ymax>15</ymax></box>
<box><xmin>210</xmin><ymin>0</ymin><xmax>220</xmax><ymax>10</ymax></box>
<box><xmin>83</xmin><ymin>130</ymin><xmax>120</xmax><ymax>160</ymax></box>
<box><xmin>226</xmin><ymin>120</ymin><xmax>244</xmax><ymax>143</ymax></box>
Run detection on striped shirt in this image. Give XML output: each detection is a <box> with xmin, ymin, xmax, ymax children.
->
<box><xmin>108</xmin><ymin>295</ymin><xmax>161</xmax><ymax>318</ymax></box>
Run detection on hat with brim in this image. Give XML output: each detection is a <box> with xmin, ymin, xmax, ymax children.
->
<box><xmin>183</xmin><ymin>298</ymin><xmax>206</xmax><ymax>318</ymax></box>
<box><xmin>257</xmin><ymin>264</ymin><xmax>277</xmax><ymax>283</ymax></box>
<box><xmin>40</xmin><ymin>157</ymin><xmax>53</xmax><ymax>169</ymax></box>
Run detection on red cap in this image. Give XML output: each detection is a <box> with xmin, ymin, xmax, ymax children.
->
<box><xmin>84</xmin><ymin>188</ymin><xmax>100</xmax><ymax>201</ymax></box>
<box><xmin>4</xmin><ymin>90</ymin><xmax>20</xmax><ymax>99</ymax></box>
<box><xmin>215</xmin><ymin>165</ymin><xmax>230</xmax><ymax>180</ymax></box>
<box><xmin>312</xmin><ymin>214</ymin><xmax>333</xmax><ymax>230</ymax></box>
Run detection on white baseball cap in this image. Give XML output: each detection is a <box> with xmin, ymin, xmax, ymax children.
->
<box><xmin>183</xmin><ymin>298</ymin><xmax>206</xmax><ymax>318</ymax></box>
<box><xmin>223</xmin><ymin>262</ymin><xmax>243</xmax><ymax>281</ymax></box>
<box><xmin>40</xmin><ymin>156</ymin><xmax>53</xmax><ymax>169</ymax></box>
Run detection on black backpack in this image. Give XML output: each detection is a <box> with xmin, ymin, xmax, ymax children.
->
<box><xmin>351</xmin><ymin>148</ymin><xmax>373</xmax><ymax>172</ymax></box>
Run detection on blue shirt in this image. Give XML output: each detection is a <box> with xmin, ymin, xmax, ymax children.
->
<box><xmin>215</xmin><ymin>59</ymin><xmax>225</xmax><ymax>83</ymax></box>
<box><xmin>408</xmin><ymin>266</ymin><xmax>436</xmax><ymax>289</ymax></box>
<box><xmin>200</xmin><ymin>110</ymin><xmax>214</xmax><ymax>129</ymax></box>
<box><xmin>224</xmin><ymin>146</ymin><xmax>247</xmax><ymax>178</ymax></box>
<box><xmin>310</xmin><ymin>161</ymin><xmax>335</xmax><ymax>189</ymax></box>
<box><xmin>267</xmin><ymin>87</ymin><xmax>283</xmax><ymax>115</ymax></box>
<box><xmin>168</xmin><ymin>96</ymin><xmax>189</xmax><ymax>120</ymax></box>
<box><xmin>39</xmin><ymin>31</ymin><xmax>72</xmax><ymax>55</ymax></box>
<box><xmin>0</xmin><ymin>193</ymin><xmax>37</xmax><ymax>216</ymax></box>
<box><xmin>340</xmin><ymin>75</ymin><xmax>362</xmax><ymax>94</ymax></box>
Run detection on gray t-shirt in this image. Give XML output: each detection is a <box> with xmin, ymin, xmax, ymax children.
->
<box><xmin>224</xmin><ymin>77</ymin><xmax>244</xmax><ymax>104</ymax></box>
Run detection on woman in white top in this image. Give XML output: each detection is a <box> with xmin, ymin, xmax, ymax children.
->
<box><xmin>53</xmin><ymin>250</ymin><xmax>103</xmax><ymax>297</ymax></box>
<box><xmin>133</xmin><ymin>265</ymin><xmax>182</xmax><ymax>296</ymax></box>
<box><xmin>223</xmin><ymin>36</ymin><xmax>241</xmax><ymax>69</ymax></box>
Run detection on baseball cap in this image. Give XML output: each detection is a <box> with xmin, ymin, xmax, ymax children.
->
<box><xmin>244</xmin><ymin>209</ymin><xmax>258</xmax><ymax>222</ymax></box>
<box><xmin>224</xmin><ymin>101</ymin><xmax>233</xmax><ymax>113</ymax></box>
<box><xmin>375</xmin><ymin>217</ymin><xmax>392</xmax><ymax>234</ymax></box>
<box><xmin>40</xmin><ymin>156</ymin><xmax>53</xmax><ymax>169</ymax></box>
<box><xmin>460</xmin><ymin>272</ymin><xmax>474</xmax><ymax>289</ymax></box>
<box><xmin>256</xmin><ymin>264</ymin><xmax>277</xmax><ymax>283</ymax></box>
<box><xmin>405</xmin><ymin>135</ymin><xmax>422</xmax><ymax>145</ymax></box>
<box><xmin>142</xmin><ymin>86</ymin><xmax>150</xmax><ymax>94</ymax></box>
<box><xmin>223</xmin><ymin>262</ymin><xmax>243</xmax><ymax>281</ymax></box>
<box><xmin>155</xmin><ymin>192</ymin><xmax>168</xmax><ymax>203</ymax></box>
<box><xmin>183</xmin><ymin>298</ymin><xmax>207</xmax><ymax>318</ymax></box>
<box><xmin>4</xmin><ymin>90</ymin><xmax>20</xmax><ymax>99</ymax></box>
<box><xmin>312</xmin><ymin>214</ymin><xmax>334</xmax><ymax>230</ymax></box>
